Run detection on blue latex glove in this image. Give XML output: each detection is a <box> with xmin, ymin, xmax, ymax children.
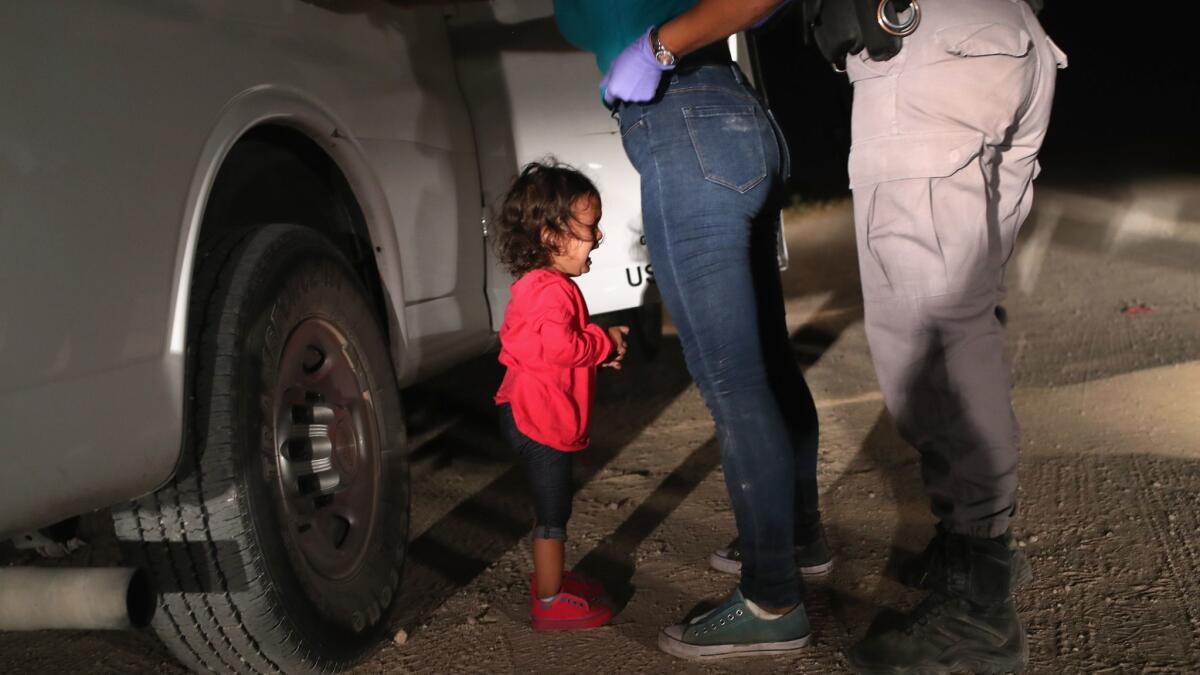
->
<box><xmin>601</xmin><ymin>27</ymin><xmax>674</xmax><ymax>105</ymax></box>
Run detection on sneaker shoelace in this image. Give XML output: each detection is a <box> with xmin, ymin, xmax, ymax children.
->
<box><xmin>695</xmin><ymin>605</ymin><xmax>746</xmax><ymax>636</ymax></box>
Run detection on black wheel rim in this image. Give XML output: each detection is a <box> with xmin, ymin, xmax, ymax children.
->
<box><xmin>272</xmin><ymin>318</ymin><xmax>381</xmax><ymax>584</ymax></box>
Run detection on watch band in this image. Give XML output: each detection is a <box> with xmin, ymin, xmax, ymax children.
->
<box><xmin>650</xmin><ymin>28</ymin><xmax>677</xmax><ymax>67</ymax></box>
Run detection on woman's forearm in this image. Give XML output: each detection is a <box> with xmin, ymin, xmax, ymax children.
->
<box><xmin>657</xmin><ymin>0</ymin><xmax>785</xmax><ymax>58</ymax></box>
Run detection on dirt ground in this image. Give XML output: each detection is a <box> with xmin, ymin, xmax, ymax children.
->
<box><xmin>3</xmin><ymin>172</ymin><xmax>1199</xmax><ymax>674</ymax></box>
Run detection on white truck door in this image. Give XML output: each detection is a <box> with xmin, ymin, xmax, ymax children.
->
<box><xmin>447</xmin><ymin>0</ymin><xmax>653</xmax><ymax>328</ymax></box>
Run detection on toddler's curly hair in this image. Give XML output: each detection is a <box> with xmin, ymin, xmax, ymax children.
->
<box><xmin>493</xmin><ymin>160</ymin><xmax>600</xmax><ymax>277</ymax></box>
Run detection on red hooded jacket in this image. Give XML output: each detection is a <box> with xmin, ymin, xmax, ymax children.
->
<box><xmin>494</xmin><ymin>269</ymin><xmax>614</xmax><ymax>451</ymax></box>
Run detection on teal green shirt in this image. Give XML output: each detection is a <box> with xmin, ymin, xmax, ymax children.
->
<box><xmin>554</xmin><ymin>0</ymin><xmax>699</xmax><ymax>75</ymax></box>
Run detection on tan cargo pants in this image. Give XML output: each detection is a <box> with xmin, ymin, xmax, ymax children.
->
<box><xmin>846</xmin><ymin>0</ymin><xmax>1067</xmax><ymax>537</ymax></box>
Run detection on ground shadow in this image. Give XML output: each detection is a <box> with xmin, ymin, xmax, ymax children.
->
<box><xmin>390</xmin><ymin>336</ymin><xmax>695</xmax><ymax>630</ymax></box>
<box><xmin>572</xmin><ymin>438</ymin><xmax>721</xmax><ymax>611</ymax></box>
<box><xmin>394</xmin><ymin>275</ymin><xmax>867</xmax><ymax>631</ymax></box>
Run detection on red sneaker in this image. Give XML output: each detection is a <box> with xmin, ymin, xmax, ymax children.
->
<box><xmin>530</xmin><ymin>591</ymin><xmax>613</xmax><ymax>631</ymax></box>
<box><xmin>528</xmin><ymin>570</ymin><xmax>606</xmax><ymax>602</ymax></box>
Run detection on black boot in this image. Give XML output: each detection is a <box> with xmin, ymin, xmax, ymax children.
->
<box><xmin>847</xmin><ymin>532</ymin><xmax>1028</xmax><ymax>675</ymax></box>
<box><xmin>899</xmin><ymin>525</ymin><xmax>1033</xmax><ymax>591</ymax></box>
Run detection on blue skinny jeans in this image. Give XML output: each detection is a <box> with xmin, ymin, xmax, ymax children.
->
<box><xmin>617</xmin><ymin>63</ymin><xmax>820</xmax><ymax>608</ymax></box>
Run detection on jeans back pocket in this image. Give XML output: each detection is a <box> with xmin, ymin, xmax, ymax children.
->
<box><xmin>682</xmin><ymin>105</ymin><xmax>767</xmax><ymax>194</ymax></box>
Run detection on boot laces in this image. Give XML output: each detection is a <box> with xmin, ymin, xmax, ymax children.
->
<box><xmin>902</xmin><ymin>592</ymin><xmax>958</xmax><ymax>635</ymax></box>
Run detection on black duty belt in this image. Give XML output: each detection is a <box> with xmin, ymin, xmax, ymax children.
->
<box><xmin>675</xmin><ymin>40</ymin><xmax>733</xmax><ymax>72</ymax></box>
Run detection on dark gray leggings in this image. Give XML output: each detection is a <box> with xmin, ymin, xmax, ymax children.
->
<box><xmin>499</xmin><ymin>404</ymin><xmax>573</xmax><ymax>540</ymax></box>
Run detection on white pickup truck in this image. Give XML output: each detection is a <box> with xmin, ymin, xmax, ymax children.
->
<box><xmin>0</xmin><ymin>2</ymin><xmax>763</xmax><ymax>672</ymax></box>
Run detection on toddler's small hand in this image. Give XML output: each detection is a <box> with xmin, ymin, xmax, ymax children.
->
<box><xmin>606</xmin><ymin>325</ymin><xmax>630</xmax><ymax>368</ymax></box>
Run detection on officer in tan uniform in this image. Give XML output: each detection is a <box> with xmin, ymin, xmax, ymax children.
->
<box><xmin>806</xmin><ymin>0</ymin><xmax>1067</xmax><ymax>671</ymax></box>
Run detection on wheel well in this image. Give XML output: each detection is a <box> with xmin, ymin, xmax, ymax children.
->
<box><xmin>196</xmin><ymin>124</ymin><xmax>388</xmax><ymax>322</ymax></box>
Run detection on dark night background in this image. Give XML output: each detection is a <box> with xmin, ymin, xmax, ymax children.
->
<box><xmin>750</xmin><ymin>4</ymin><xmax>1200</xmax><ymax>200</ymax></box>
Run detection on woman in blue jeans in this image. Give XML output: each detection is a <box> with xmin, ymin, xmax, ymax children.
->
<box><xmin>555</xmin><ymin>0</ymin><xmax>823</xmax><ymax>660</ymax></box>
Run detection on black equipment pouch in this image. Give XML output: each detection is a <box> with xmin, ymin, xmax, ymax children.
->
<box><xmin>802</xmin><ymin>0</ymin><xmax>861</xmax><ymax>70</ymax></box>
<box><xmin>804</xmin><ymin>0</ymin><xmax>1041</xmax><ymax>70</ymax></box>
<box><xmin>802</xmin><ymin>0</ymin><xmax>911</xmax><ymax>69</ymax></box>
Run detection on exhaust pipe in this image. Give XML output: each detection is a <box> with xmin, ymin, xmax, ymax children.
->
<box><xmin>0</xmin><ymin>567</ymin><xmax>155</xmax><ymax>631</ymax></box>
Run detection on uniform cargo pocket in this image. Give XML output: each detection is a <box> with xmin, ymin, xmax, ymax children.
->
<box><xmin>683</xmin><ymin>105</ymin><xmax>767</xmax><ymax>194</ymax></box>
<box><xmin>935</xmin><ymin>23</ymin><xmax>1032</xmax><ymax>58</ymax></box>
<box><xmin>848</xmin><ymin>130</ymin><xmax>983</xmax><ymax>189</ymax></box>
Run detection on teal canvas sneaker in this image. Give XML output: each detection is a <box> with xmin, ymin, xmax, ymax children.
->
<box><xmin>708</xmin><ymin>529</ymin><xmax>834</xmax><ymax>577</ymax></box>
<box><xmin>658</xmin><ymin>589</ymin><xmax>811</xmax><ymax>660</ymax></box>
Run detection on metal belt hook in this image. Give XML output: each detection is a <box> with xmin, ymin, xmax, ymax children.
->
<box><xmin>877</xmin><ymin>0</ymin><xmax>921</xmax><ymax>37</ymax></box>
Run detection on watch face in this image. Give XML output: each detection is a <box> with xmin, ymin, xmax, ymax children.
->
<box><xmin>656</xmin><ymin>51</ymin><xmax>674</xmax><ymax>67</ymax></box>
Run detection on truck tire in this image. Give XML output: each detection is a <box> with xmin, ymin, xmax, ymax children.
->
<box><xmin>113</xmin><ymin>224</ymin><xmax>408</xmax><ymax>674</ymax></box>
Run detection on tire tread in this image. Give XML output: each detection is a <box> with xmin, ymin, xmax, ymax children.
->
<box><xmin>115</xmin><ymin>226</ymin><xmax>389</xmax><ymax>674</ymax></box>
